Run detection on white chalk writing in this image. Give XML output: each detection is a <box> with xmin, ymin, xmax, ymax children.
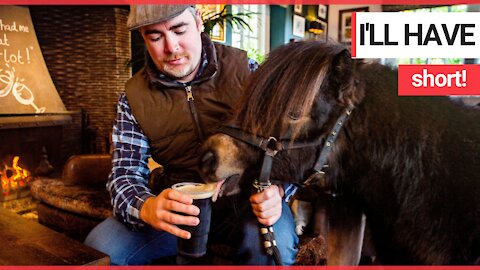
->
<box><xmin>0</xmin><ymin>63</ymin><xmax>45</xmax><ymax>113</ymax></box>
<box><xmin>0</xmin><ymin>19</ymin><xmax>29</xmax><ymax>33</ymax></box>
<box><xmin>0</xmin><ymin>15</ymin><xmax>44</xmax><ymax>113</ymax></box>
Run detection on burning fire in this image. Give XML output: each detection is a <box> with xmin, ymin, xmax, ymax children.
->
<box><xmin>1</xmin><ymin>156</ymin><xmax>32</xmax><ymax>195</ymax></box>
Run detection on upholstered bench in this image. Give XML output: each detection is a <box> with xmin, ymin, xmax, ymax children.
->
<box><xmin>30</xmin><ymin>154</ymin><xmax>112</xmax><ymax>242</ymax></box>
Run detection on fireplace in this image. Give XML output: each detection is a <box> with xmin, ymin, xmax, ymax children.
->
<box><xmin>0</xmin><ymin>5</ymin><xmax>130</xmax><ymax>209</ymax></box>
<box><xmin>0</xmin><ymin>156</ymin><xmax>32</xmax><ymax>201</ymax></box>
<box><xmin>0</xmin><ymin>3</ymin><xmax>130</xmax><ymax>220</ymax></box>
<box><xmin>0</xmin><ymin>125</ymin><xmax>64</xmax><ymax>176</ymax></box>
<box><xmin>0</xmin><ymin>6</ymin><xmax>77</xmax><ymax>215</ymax></box>
<box><xmin>1</xmin><ymin>156</ymin><xmax>32</xmax><ymax>201</ymax></box>
<box><xmin>0</xmin><ymin>126</ymin><xmax>59</xmax><ymax>218</ymax></box>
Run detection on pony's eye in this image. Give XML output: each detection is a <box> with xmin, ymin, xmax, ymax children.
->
<box><xmin>288</xmin><ymin>111</ymin><xmax>302</xmax><ymax>120</ymax></box>
<box><xmin>286</xmin><ymin>113</ymin><xmax>311</xmax><ymax>126</ymax></box>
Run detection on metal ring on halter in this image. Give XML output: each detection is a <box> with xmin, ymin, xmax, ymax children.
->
<box><xmin>259</xmin><ymin>136</ymin><xmax>282</xmax><ymax>157</ymax></box>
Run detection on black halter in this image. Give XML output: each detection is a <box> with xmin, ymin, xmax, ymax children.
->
<box><xmin>217</xmin><ymin>105</ymin><xmax>353</xmax><ymax>265</ymax></box>
<box><xmin>218</xmin><ymin>104</ymin><xmax>354</xmax><ymax>189</ymax></box>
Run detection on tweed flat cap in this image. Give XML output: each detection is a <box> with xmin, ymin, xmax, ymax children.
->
<box><xmin>127</xmin><ymin>5</ymin><xmax>193</xmax><ymax>30</ymax></box>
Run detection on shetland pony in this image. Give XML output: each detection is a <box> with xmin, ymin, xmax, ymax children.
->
<box><xmin>199</xmin><ymin>41</ymin><xmax>480</xmax><ymax>265</ymax></box>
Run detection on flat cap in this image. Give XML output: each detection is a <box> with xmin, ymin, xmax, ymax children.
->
<box><xmin>127</xmin><ymin>5</ymin><xmax>193</xmax><ymax>30</ymax></box>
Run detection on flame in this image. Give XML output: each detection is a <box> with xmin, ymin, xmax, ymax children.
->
<box><xmin>1</xmin><ymin>156</ymin><xmax>31</xmax><ymax>195</ymax></box>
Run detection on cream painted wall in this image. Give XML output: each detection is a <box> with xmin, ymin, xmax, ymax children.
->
<box><xmin>327</xmin><ymin>5</ymin><xmax>382</xmax><ymax>42</ymax></box>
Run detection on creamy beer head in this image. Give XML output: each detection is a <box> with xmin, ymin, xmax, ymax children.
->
<box><xmin>172</xmin><ymin>182</ymin><xmax>215</xmax><ymax>200</ymax></box>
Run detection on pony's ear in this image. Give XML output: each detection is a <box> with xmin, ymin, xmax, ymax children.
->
<box><xmin>329</xmin><ymin>49</ymin><xmax>354</xmax><ymax>105</ymax></box>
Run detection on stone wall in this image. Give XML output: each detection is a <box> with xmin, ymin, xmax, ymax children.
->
<box><xmin>30</xmin><ymin>6</ymin><xmax>131</xmax><ymax>155</ymax></box>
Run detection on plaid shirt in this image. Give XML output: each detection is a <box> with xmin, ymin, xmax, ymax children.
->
<box><xmin>109</xmin><ymin>58</ymin><xmax>297</xmax><ymax>229</ymax></box>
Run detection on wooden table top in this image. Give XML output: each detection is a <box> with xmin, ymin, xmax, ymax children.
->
<box><xmin>0</xmin><ymin>207</ymin><xmax>109</xmax><ymax>265</ymax></box>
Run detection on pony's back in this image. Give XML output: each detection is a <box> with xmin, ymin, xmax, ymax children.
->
<box><xmin>344</xmin><ymin>61</ymin><xmax>480</xmax><ymax>264</ymax></box>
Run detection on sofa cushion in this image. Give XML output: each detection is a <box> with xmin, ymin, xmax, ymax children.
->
<box><xmin>31</xmin><ymin>178</ymin><xmax>112</xmax><ymax>219</ymax></box>
<box><xmin>37</xmin><ymin>202</ymin><xmax>104</xmax><ymax>242</ymax></box>
<box><xmin>62</xmin><ymin>154</ymin><xmax>112</xmax><ymax>188</ymax></box>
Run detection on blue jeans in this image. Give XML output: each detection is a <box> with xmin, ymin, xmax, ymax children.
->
<box><xmin>85</xmin><ymin>198</ymin><xmax>298</xmax><ymax>265</ymax></box>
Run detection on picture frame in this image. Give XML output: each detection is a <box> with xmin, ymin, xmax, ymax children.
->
<box><xmin>292</xmin><ymin>15</ymin><xmax>305</xmax><ymax>38</ymax></box>
<box><xmin>196</xmin><ymin>4</ymin><xmax>226</xmax><ymax>43</ymax></box>
<box><xmin>294</xmin><ymin>5</ymin><xmax>302</xmax><ymax>14</ymax></box>
<box><xmin>319</xmin><ymin>20</ymin><xmax>328</xmax><ymax>38</ymax></box>
<box><xmin>318</xmin><ymin>5</ymin><xmax>328</xmax><ymax>21</ymax></box>
<box><xmin>338</xmin><ymin>7</ymin><xmax>369</xmax><ymax>44</ymax></box>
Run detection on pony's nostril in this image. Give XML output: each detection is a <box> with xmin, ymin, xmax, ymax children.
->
<box><xmin>201</xmin><ymin>151</ymin><xmax>216</xmax><ymax>172</ymax></box>
<box><xmin>202</xmin><ymin>151</ymin><xmax>214</xmax><ymax>163</ymax></box>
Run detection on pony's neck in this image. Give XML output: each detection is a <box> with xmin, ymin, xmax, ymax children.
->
<box><xmin>330</xmin><ymin>63</ymin><xmax>400</xmax><ymax>183</ymax></box>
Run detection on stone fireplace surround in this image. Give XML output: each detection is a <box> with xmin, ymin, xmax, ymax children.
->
<box><xmin>28</xmin><ymin>5</ymin><xmax>131</xmax><ymax>157</ymax></box>
<box><xmin>0</xmin><ymin>5</ymin><xmax>130</xmax><ymax>186</ymax></box>
<box><xmin>0</xmin><ymin>6</ymin><xmax>130</xmax><ymax>235</ymax></box>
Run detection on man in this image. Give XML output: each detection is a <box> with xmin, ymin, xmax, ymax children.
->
<box><xmin>84</xmin><ymin>5</ymin><xmax>298</xmax><ymax>265</ymax></box>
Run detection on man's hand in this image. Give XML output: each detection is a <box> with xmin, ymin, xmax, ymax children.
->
<box><xmin>249</xmin><ymin>185</ymin><xmax>284</xmax><ymax>226</ymax></box>
<box><xmin>140</xmin><ymin>188</ymin><xmax>200</xmax><ymax>239</ymax></box>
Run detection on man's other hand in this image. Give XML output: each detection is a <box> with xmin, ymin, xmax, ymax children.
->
<box><xmin>249</xmin><ymin>184</ymin><xmax>284</xmax><ymax>226</ymax></box>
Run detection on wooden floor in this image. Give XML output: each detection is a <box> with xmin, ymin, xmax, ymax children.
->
<box><xmin>0</xmin><ymin>206</ymin><xmax>109</xmax><ymax>265</ymax></box>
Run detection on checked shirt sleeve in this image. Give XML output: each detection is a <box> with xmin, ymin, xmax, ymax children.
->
<box><xmin>107</xmin><ymin>93</ymin><xmax>156</xmax><ymax>230</ymax></box>
<box><xmin>248</xmin><ymin>58</ymin><xmax>259</xmax><ymax>72</ymax></box>
<box><xmin>283</xmin><ymin>183</ymin><xmax>298</xmax><ymax>203</ymax></box>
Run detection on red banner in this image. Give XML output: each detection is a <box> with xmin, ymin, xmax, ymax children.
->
<box><xmin>0</xmin><ymin>266</ymin><xmax>480</xmax><ymax>269</ymax></box>
<box><xmin>398</xmin><ymin>64</ymin><xmax>480</xmax><ymax>96</ymax></box>
<box><xmin>1</xmin><ymin>0</ymin><xmax>480</xmax><ymax>5</ymax></box>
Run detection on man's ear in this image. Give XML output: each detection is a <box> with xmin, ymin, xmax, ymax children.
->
<box><xmin>195</xmin><ymin>10</ymin><xmax>204</xmax><ymax>32</ymax></box>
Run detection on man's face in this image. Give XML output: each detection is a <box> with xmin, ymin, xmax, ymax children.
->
<box><xmin>140</xmin><ymin>9</ymin><xmax>203</xmax><ymax>83</ymax></box>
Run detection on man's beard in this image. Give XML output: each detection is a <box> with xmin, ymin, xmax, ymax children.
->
<box><xmin>162</xmin><ymin>54</ymin><xmax>196</xmax><ymax>80</ymax></box>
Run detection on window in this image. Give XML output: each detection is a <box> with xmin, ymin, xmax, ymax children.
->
<box><xmin>382</xmin><ymin>5</ymin><xmax>479</xmax><ymax>67</ymax></box>
<box><xmin>383</xmin><ymin>5</ymin><xmax>479</xmax><ymax>103</ymax></box>
<box><xmin>231</xmin><ymin>5</ymin><xmax>269</xmax><ymax>63</ymax></box>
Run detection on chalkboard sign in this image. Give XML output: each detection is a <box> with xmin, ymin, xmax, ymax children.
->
<box><xmin>0</xmin><ymin>6</ymin><xmax>69</xmax><ymax>127</ymax></box>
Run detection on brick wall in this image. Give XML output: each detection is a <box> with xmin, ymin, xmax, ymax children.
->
<box><xmin>30</xmin><ymin>6</ymin><xmax>131</xmax><ymax>155</ymax></box>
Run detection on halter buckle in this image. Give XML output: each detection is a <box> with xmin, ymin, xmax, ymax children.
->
<box><xmin>253</xmin><ymin>179</ymin><xmax>271</xmax><ymax>192</ymax></box>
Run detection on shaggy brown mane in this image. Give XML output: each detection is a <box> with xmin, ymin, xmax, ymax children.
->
<box><xmin>235</xmin><ymin>41</ymin><xmax>350</xmax><ymax>140</ymax></box>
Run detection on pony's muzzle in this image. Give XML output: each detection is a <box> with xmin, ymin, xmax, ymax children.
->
<box><xmin>199</xmin><ymin>133</ymin><xmax>247</xmax><ymax>183</ymax></box>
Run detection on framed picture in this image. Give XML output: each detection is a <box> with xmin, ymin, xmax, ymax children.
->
<box><xmin>292</xmin><ymin>15</ymin><xmax>305</xmax><ymax>38</ymax></box>
<box><xmin>318</xmin><ymin>5</ymin><xmax>328</xmax><ymax>21</ymax></box>
<box><xmin>338</xmin><ymin>7</ymin><xmax>369</xmax><ymax>44</ymax></box>
<box><xmin>196</xmin><ymin>4</ymin><xmax>226</xmax><ymax>43</ymax></box>
<box><xmin>319</xmin><ymin>20</ymin><xmax>328</xmax><ymax>38</ymax></box>
<box><xmin>294</xmin><ymin>5</ymin><xmax>302</xmax><ymax>14</ymax></box>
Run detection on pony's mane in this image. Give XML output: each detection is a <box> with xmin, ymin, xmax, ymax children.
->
<box><xmin>235</xmin><ymin>41</ymin><xmax>350</xmax><ymax>139</ymax></box>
